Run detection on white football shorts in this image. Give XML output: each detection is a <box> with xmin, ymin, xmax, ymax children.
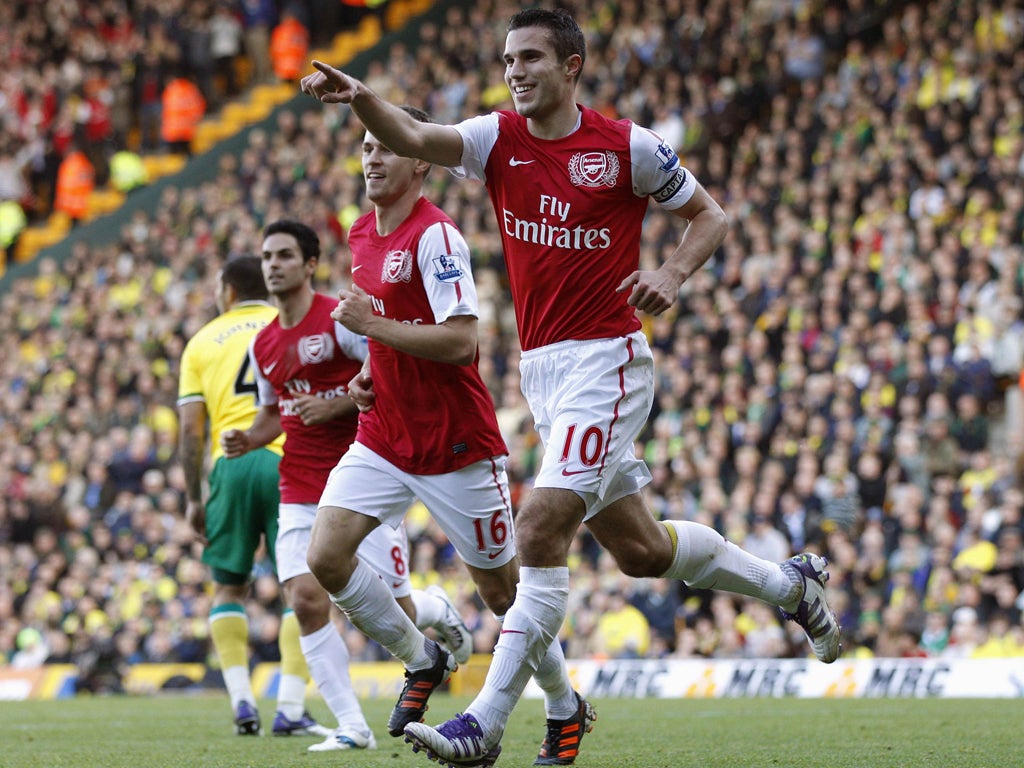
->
<box><xmin>276</xmin><ymin>502</ymin><xmax>412</xmax><ymax>597</ymax></box>
<box><xmin>318</xmin><ymin>441</ymin><xmax>516</xmax><ymax>570</ymax></box>
<box><xmin>520</xmin><ymin>330</ymin><xmax>654</xmax><ymax>521</ymax></box>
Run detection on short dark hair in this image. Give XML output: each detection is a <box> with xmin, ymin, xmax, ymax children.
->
<box><xmin>221</xmin><ymin>255</ymin><xmax>268</xmax><ymax>301</ymax></box>
<box><xmin>263</xmin><ymin>219</ymin><xmax>320</xmax><ymax>263</ymax></box>
<box><xmin>399</xmin><ymin>104</ymin><xmax>432</xmax><ymax>124</ymax></box>
<box><xmin>508</xmin><ymin>8</ymin><xmax>586</xmax><ymax>79</ymax></box>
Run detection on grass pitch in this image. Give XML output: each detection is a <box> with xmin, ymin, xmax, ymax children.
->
<box><xmin>1</xmin><ymin>694</ymin><xmax>1019</xmax><ymax>767</ymax></box>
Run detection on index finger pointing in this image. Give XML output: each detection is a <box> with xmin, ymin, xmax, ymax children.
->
<box><xmin>312</xmin><ymin>60</ymin><xmax>339</xmax><ymax>79</ymax></box>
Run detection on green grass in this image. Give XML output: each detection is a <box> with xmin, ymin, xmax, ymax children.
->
<box><xmin>1</xmin><ymin>694</ymin><xmax>1020</xmax><ymax>767</ymax></box>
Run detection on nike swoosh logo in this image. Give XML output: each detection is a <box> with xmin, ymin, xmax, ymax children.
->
<box><xmin>487</xmin><ymin>546</ymin><xmax>508</xmax><ymax>560</ymax></box>
<box><xmin>561</xmin><ymin>466</ymin><xmax>599</xmax><ymax>477</ymax></box>
<box><xmin>392</xmin><ymin>580</ymin><xmax>403</xmax><ymax>588</ymax></box>
<box><xmin>509</xmin><ymin>157</ymin><xmax>535</xmax><ymax>166</ymax></box>
<box><xmin>262</xmin><ymin>361</ymin><xmax>278</xmax><ymax>375</ymax></box>
<box><xmin>352</xmin><ymin>264</ymin><xmax>363</xmax><ymax>272</ymax></box>
<box><xmin>499</xmin><ymin>629</ymin><xmax>526</xmax><ymax>635</ymax></box>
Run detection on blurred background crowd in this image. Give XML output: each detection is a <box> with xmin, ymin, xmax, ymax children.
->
<box><xmin>3</xmin><ymin>0</ymin><xmax>1024</xmax><ymax>692</ymax></box>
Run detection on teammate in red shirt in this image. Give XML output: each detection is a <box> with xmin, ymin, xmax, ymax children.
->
<box><xmin>302</xmin><ymin>8</ymin><xmax>842</xmax><ymax>765</ymax></box>
<box><xmin>305</xmin><ymin>106</ymin><xmax>576</xmax><ymax>744</ymax></box>
<box><xmin>221</xmin><ymin>220</ymin><xmax>473</xmax><ymax>751</ymax></box>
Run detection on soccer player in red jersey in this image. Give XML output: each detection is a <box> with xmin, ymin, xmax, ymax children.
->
<box><xmin>221</xmin><ymin>220</ymin><xmax>473</xmax><ymax>751</ymax></box>
<box><xmin>305</xmin><ymin>106</ymin><xmax>579</xmax><ymax>746</ymax></box>
<box><xmin>302</xmin><ymin>9</ymin><xmax>841</xmax><ymax>766</ymax></box>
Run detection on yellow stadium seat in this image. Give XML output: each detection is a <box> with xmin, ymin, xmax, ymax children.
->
<box><xmin>191</xmin><ymin>119</ymin><xmax>240</xmax><ymax>154</ymax></box>
<box><xmin>220</xmin><ymin>102</ymin><xmax>250</xmax><ymax>123</ymax></box>
<box><xmin>218</xmin><ymin>116</ymin><xmax>248</xmax><ymax>136</ymax></box>
<box><xmin>221</xmin><ymin>100</ymin><xmax>272</xmax><ymax>125</ymax></box>
<box><xmin>141</xmin><ymin>154</ymin><xmax>187</xmax><ymax>180</ymax></box>
<box><xmin>15</xmin><ymin>213</ymin><xmax>72</xmax><ymax>262</ymax></box>
<box><xmin>158</xmin><ymin>154</ymin><xmax>187</xmax><ymax>175</ymax></box>
<box><xmin>14</xmin><ymin>229</ymin><xmax>43</xmax><ymax>262</ymax></box>
<box><xmin>356</xmin><ymin>15</ymin><xmax>382</xmax><ymax>47</ymax></box>
<box><xmin>386</xmin><ymin>0</ymin><xmax>416</xmax><ymax>30</ymax></box>
<box><xmin>250</xmin><ymin>82</ymin><xmax>295</xmax><ymax>108</ymax></box>
<box><xmin>241</xmin><ymin>101</ymin><xmax>273</xmax><ymax>121</ymax></box>
<box><xmin>86</xmin><ymin>189</ymin><xmax>126</xmax><ymax>219</ymax></box>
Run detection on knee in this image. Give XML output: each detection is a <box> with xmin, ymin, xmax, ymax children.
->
<box><xmin>610</xmin><ymin>538</ymin><xmax>667</xmax><ymax>578</ymax></box>
<box><xmin>514</xmin><ymin>514</ymin><xmax>547</xmax><ymax>559</ymax></box>
<box><xmin>477</xmin><ymin>579</ymin><xmax>516</xmax><ymax>617</ymax></box>
<box><xmin>515</xmin><ymin>511</ymin><xmax>576</xmax><ymax>566</ymax></box>
<box><xmin>288</xmin><ymin>581</ymin><xmax>330</xmax><ymax>627</ymax></box>
<box><xmin>305</xmin><ymin>539</ymin><xmax>332</xmax><ymax>583</ymax></box>
<box><xmin>305</xmin><ymin>538</ymin><xmax>353</xmax><ymax>593</ymax></box>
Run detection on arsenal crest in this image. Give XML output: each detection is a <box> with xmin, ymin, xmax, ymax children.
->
<box><xmin>382</xmin><ymin>249</ymin><xmax>414</xmax><ymax>283</ymax></box>
<box><xmin>297</xmin><ymin>332</ymin><xmax>335</xmax><ymax>366</ymax></box>
<box><xmin>568</xmin><ymin>151</ymin><xmax>620</xmax><ymax>188</ymax></box>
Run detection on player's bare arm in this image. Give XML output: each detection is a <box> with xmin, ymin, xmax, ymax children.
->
<box><xmin>221</xmin><ymin>404</ymin><xmax>282</xmax><ymax>458</ymax></box>
<box><xmin>302</xmin><ymin>60</ymin><xmax>464</xmax><ymax>167</ymax></box>
<box><xmin>334</xmin><ymin>284</ymin><xmax>478</xmax><ymax>365</ymax></box>
<box><xmin>617</xmin><ymin>183</ymin><xmax>729</xmax><ymax>315</ymax></box>
<box><xmin>178</xmin><ymin>401</ymin><xmax>207</xmax><ymax>505</ymax></box>
<box><xmin>178</xmin><ymin>400</ymin><xmax>209</xmax><ymax>543</ymax></box>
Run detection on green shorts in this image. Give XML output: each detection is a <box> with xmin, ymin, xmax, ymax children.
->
<box><xmin>203</xmin><ymin>448</ymin><xmax>280</xmax><ymax>582</ymax></box>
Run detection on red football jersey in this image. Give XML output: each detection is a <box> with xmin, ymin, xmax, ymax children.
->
<box><xmin>454</xmin><ymin>105</ymin><xmax>697</xmax><ymax>351</ymax></box>
<box><xmin>347</xmin><ymin>196</ymin><xmax>507</xmax><ymax>475</ymax></box>
<box><xmin>250</xmin><ymin>292</ymin><xmax>367</xmax><ymax>503</ymax></box>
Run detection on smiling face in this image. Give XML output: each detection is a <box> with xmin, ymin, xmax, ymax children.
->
<box><xmin>503</xmin><ymin>26</ymin><xmax>579</xmax><ymax>121</ymax></box>
<box><xmin>362</xmin><ymin>130</ymin><xmax>422</xmax><ymax>206</ymax></box>
<box><xmin>261</xmin><ymin>231</ymin><xmax>314</xmax><ymax>298</ymax></box>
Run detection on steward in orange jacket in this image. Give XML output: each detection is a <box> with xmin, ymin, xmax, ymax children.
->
<box><xmin>53</xmin><ymin>149</ymin><xmax>95</xmax><ymax>221</ymax></box>
<box><xmin>270</xmin><ymin>14</ymin><xmax>309</xmax><ymax>81</ymax></box>
<box><xmin>161</xmin><ymin>77</ymin><xmax>206</xmax><ymax>153</ymax></box>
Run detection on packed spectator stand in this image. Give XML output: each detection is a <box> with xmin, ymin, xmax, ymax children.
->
<box><xmin>3</xmin><ymin>0</ymin><xmax>1024</xmax><ymax>690</ymax></box>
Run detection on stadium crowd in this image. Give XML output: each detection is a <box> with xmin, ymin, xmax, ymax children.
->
<box><xmin>4</xmin><ymin>0</ymin><xmax>1024</xmax><ymax>691</ymax></box>
<box><xmin>0</xmin><ymin>0</ymin><xmax>371</xmax><ymax>236</ymax></box>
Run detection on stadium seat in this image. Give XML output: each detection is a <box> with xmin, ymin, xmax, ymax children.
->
<box><xmin>141</xmin><ymin>154</ymin><xmax>186</xmax><ymax>180</ymax></box>
<box><xmin>15</xmin><ymin>213</ymin><xmax>71</xmax><ymax>262</ymax></box>
<box><xmin>387</xmin><ymin>0</ymin><xmax>434</xmax><ymax>30</ymax></box>
<box><xmin>249</xmin><ymin>83</ymin><xmax>295</xmax><ymax>108</ymax></box>
<box><xmin>5</xmin><ymin>2</ymin><xmax>434</xmax><ymax>270</ymax></box>
<box><xmin>354</xmin><ymin>15</ymin><xmax>383</xmax><ymax>47</ymax></box>
<box><xmin>86</xmin><ymin>189</ymin><xmax>126</xmax><ymax>220</ymax></box>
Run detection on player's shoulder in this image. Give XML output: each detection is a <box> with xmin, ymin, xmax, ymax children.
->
<box><xmin>312</xmin><ymin>291</ymin><xmax>338</xmax><ymax>312</ymax></box>
<box><xmin>349</xmin><ymin>209</ymin><xmax>376</xmax><ymax>238</ymax></box>
<box><xmin>579</xmin><ymin>105</ymin><xmax>635</xmax><ymax>142</ymax></box>
<box><xmin>413</xmin><ymin>196</ymin><xmax>454</xmax><ymax>227</ymax></box>
<box><xmin>185</xmin><ymin>310</ymin><xmax>231</xmax><ymax>348</ymax></box>
<box><xmin>306</xmin><ymin>292</ymin><xmax>343</xmax><ymax>328</ymax></box>
<box><xmin>212</xmin><ymin>303</ymin><xmax>278</xmax><ymax>335</ymax></box>
<box><xmin>251</xmin><ymin>310</ymin><xmax>284</xmax><ymax>351</ymax></box>
<box><xmin>494</xmin><ymin>108</ymin><xmax>520</xmax><ymax>124</ymax></box>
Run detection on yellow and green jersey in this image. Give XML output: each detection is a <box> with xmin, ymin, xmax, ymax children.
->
<box><xmin>178</xmin><ymin>301</ymin><xmax>285</xmax><ymax>461</ymax></box>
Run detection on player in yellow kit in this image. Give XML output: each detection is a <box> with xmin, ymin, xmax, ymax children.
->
<box><xmin>178</xmin><ymin>255</ymin><xmax>327</xmax><ymax>737</ymax></box>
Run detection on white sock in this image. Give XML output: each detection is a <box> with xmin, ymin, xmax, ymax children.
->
<box><xmin>223</xmin><ymin>666</ymin><xmax>255</xmax><ymax>709</ymax></box>
<box><xmin>277</xmin><ymin>673</ymin><xmax>308</xmax><ymax>721</ymax></box>
<box><xmin>467</xmin><ymin>566</ymin><xmax>569</xmax><ymax>740</ymax></box>
<box><xmin>410</xmin><ymin>588</ymin><xmax>447</xmax><ymax>631</ymax></box>
<box><xmin>661</xmin><ymin>521</ymin><xmax>799</xmax><ymax>608</ymax></box>
<box><xmin>300</xmin><ymin>621</ymin><xmax>368</xmax><ymax>731</ymax></box>
<box><xmin>330</xmin><ymin>558</ymin><xmax>432</xmax><ymax>670</ymax></box>
<box><xmin>533</xmin><ymin>635</ymin><xmax>576</xmax><ymax>720</ymax></box>
<box><xmin>494</xmin><ymin>611</ymin><xmax>576</xmax><ymax>720</ymax></box>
